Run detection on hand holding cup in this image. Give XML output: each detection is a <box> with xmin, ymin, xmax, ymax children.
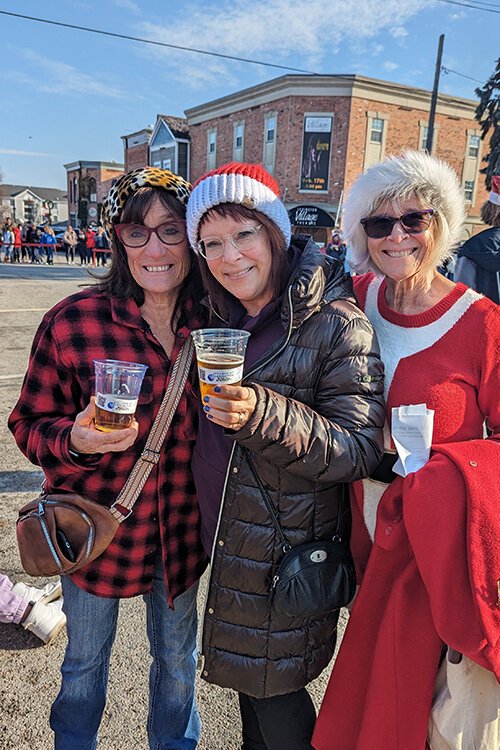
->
<box><xmin>202</xmin><ymin>384</ymin><xmax>257</xmax><ymax>430</ymax></box>
<box><xmin>70</xmin><ymin>397</ymin><xmax>139</xmax><ymax>454</ymax></box>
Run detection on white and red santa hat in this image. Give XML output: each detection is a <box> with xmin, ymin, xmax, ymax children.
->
<box><xmin>187</xmin><ymin>162</ymin><xmax>291</xmax><ymax>250</ymax></box>
<box><xmin>489</xmin><ymin>175</ymin><xmax>500</xmax><ymax>206</ymax></box>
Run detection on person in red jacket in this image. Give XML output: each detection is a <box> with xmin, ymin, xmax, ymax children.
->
<box><xmin>313</xmin><ymin>151</ymin><xmax>500</xmax><ymax>750</ymax></box>
<box><xmin>12</xmin><ymin>223</ymin><xmax>22</xmax><ymax>263</ymax></box>
<box><xmin>84</xmin><ymin>226</ymin><xmax>96</xmax><ymax>265</ymax></box>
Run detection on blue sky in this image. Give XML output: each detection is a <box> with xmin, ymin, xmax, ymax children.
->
<box><xmin>1</xmin><ymin>0</ymin><xmax>498</xmax><ymax>189</ymax></box>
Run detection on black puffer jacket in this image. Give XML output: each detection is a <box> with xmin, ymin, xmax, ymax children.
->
<box><xmin>200</xmin><ymin>239</ymin><xmax>385</xmax><ymax>699</ymax></box>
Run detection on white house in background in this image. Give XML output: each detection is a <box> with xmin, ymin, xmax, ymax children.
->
<box><xmin>149</xmin><ymin>115</ymin><xmax>190</xmax><ymax>180</ymax></box>
<box><xmin>1</xmin><ymin>184</ymin><xmax>68</xmax><ymax>225</ymax></box>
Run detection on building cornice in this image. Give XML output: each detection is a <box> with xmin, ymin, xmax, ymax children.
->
<box><xmin>64</xmin><ymin>161</ymin><xmax>124</xmax><ymax>171</ymax></box>
<box><xmin>120</xmin><ymin>127</ymin><xmax>153</xmax><ymax>140</ymax></box>
<box><xmin>185</xmin><ymin>73</ymin><xmax>477</xmax><ymax>124</ymax></box>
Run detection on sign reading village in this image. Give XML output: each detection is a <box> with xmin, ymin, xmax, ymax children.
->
<box><xmin>300</xmin><ymin>116</ymin><xmax>333</xmax><ymax>192</ymax></box>
<box><xmin>289</xmin><ymin>205</ymin><xmax>334</xmax><ymax>228</ymax></box>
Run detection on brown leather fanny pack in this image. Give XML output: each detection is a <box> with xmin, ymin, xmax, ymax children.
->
<box><xmin>17</xmin><ymin>493</ymin><xmax>120</xmax><ymax>576</ymax></box>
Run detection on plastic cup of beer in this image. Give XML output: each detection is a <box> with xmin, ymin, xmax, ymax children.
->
<box><xmin>93</xmin><ymin>359</ymin><xmax>148</xmax><ymax>432</ymax></box>
<box><xmin>191</xmin><ymin>329</ymin><xmax>250</xmax><ymax>400</ymax></box>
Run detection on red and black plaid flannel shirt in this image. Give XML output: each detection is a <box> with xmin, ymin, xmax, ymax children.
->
<box><xmin>9</xmin><ymin>288</ymin><xmax>207</xmax><ymax>601</ymax></box>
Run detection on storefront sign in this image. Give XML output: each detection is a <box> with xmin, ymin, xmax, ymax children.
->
<box><xmin>300</xmin><ymin>116</ymin><xmax>333</xmax><ymax>192</ymax></box>
<box><xmin>288</xmin><ymin>205</ymin><xmax>334</xmax><ymax>228</ymax></box>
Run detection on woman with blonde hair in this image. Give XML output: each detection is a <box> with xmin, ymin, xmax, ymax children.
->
<box><xmin>313</xmin><ymin>150</ymin><xmax>500</xmax><ymax>750</ymax></box>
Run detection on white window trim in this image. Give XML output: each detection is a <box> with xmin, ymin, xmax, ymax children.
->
<box><xmin>263</xmin><ymin>111</ymin><xmax>278</xmax><ymax>173</ymax></box>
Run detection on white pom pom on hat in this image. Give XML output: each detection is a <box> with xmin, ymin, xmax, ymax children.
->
<box><xmin>187</xmin><ymin>162</ymin><xmax>291</xmax><ymax>251</ymax></box>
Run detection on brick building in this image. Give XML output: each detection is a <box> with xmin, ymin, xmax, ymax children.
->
<box><xmin>64</xmin><ymin>160</ymin><xmax>124</xmax><ymax>228</ymax></box>
<box><xmin>186</xmin><ymin>74</ymin><xmax>486</xmax><ymax>244</ymax></box>
<box><xmin>121</xmin><ymin>115</ymin><xmax>191</xmax><ymax>180</ymax></box>
<box><xmin>121</xmin><ymin>127</ymin><xmax>153</xmax><ymax>172</ymax></box>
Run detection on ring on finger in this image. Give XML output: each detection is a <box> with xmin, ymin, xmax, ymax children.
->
<box><xmin>237</xmin><ymin>412</ymin><xmax>244</xmax><ymax>425</ymax></box>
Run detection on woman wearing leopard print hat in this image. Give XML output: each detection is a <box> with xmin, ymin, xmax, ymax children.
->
<box><xmin>9</xmin><ymin>167</ymin><xmax>207</xmax><ymax>750</ymax></box>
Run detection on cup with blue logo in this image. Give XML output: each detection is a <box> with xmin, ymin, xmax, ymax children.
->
<box><xmin>93</xmin><ymin>359</ymin><xmax>148</xmax><ymax>432</ymax></box>
<box><xmin>191</xmin><ymin>329</ymin><xmax>250</xmax><ymax>401</ymax></box>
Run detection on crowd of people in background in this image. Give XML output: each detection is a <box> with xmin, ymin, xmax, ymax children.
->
<box><xmin>1</xmin><ymin>204</ymin><xmax>498</xmax><ymax>299</ymax></box>
<box><xmin>1</xmin><ymin>219</ymin><xmax>110</xmax><ymax>266</ymax></box>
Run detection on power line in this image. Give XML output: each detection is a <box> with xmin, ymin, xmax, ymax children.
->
<box><xmin>441</xmin><ymin>66</ymin><xmax>485</xmax><ymax>84</ymax></box>
<box><xmin>0</xmin><ymin>8</ymin><xmax>486</xmax><ymax>95</ymax></box>
<box><xmin>437</xmin><ymin>0</ymin><xmax>500</xmax><ymax>13</ymax></box>
<box><xmin>0</xmin><ymin>10</ymin><xmax>318</xmax><ymax>75</ymax></box>
<box><xmin>458</xmin><ymin>0</ymin><xmax>500</xmax><ymax>7</ymax></box>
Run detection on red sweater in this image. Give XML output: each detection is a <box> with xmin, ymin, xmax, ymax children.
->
<box><xmin>313</xmin><ymin>276</ymin><xmax>500</xmax><ymax>750</ymax></box>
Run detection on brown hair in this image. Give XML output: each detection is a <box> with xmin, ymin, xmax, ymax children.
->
<box><xmin>97</xmin><ymin>187</ymin><xmax>203</xmax><ymax>326</ymax></box>
<box><xmin>197</xmin><ymin>203</ymin><xmax>289</xmax><ymax>319</ymax></box>
<box><xmin>480</xmin><ymin>199</ymin><xmax>500</xmax><ymax>227</ymax></box>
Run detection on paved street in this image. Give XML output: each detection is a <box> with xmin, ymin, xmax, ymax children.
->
<box><xmin>0</xmin><ymin>265</ymin><xmax>343</xmax><ymax>749</ymax></box>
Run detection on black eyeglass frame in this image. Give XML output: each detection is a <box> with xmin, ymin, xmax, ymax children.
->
<box><xmin>360</xmin><ymin>209</ymin><xmax>437</xmax><ymax>239</ymax></box>
<box><xmin>115</xmin><ymin>221</ymin><xmax>186</xmax><ymax>248</ymax></box>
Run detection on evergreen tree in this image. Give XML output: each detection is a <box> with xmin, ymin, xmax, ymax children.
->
<box><xmin>475</xmin><ymin>58</ymin><xmax>500</xmax><ymax>190</ymax></box>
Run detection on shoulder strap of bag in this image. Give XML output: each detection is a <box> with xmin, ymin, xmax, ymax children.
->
<box><xmin>109</xmin><ymin>337</ymin><xmax>194</xmax><ymax>523</ymax></box>
<box><xmin>245</xmin><ymin>451</ymin><xmax>347</xmax><ymax>551</ymax></box>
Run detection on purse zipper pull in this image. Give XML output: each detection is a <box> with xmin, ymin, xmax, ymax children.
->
<box><xmin>272</xmin><ymin>574</ymin><xmax>279</xmax><ymax>589</ymax></box>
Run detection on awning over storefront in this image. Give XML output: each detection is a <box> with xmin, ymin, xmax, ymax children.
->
<box><xmin>288</xmin><ymin>205</ymin><xmax>335</xmax><ymax>228</ymax></box>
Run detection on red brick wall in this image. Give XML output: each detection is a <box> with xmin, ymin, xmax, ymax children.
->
<box><xmin>125</xmin><ymin>144</ymin><xmax>149</xmax><ymax>172</ymax></box>
<box><xmin>345</xmin><ymin>96</ymin><xmax>487</xmax><ymax>215</ymax></box>
<box><xmin>100</xmin><ymin>167</ymin><xmax>124</xmax><ymax>183</ymax></box>
<box><xmin>189</xmin><ymin>92</ymin><xmax>486</xmax><ymax>227</ymax></box>
<box><xmin>97</xmin><ymin>178</ymin><xmax>115</xmax><ymax>204</ymax></box>
<box><xmin>189</xmin><ymin>95</ymin><xmax>351</xmax><ymax>207</ymax></box>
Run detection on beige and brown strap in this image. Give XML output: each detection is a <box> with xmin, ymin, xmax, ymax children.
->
<box><xmin>109</xmin><ymin>337</ymin><xmax>194</xmax><ymax>523</ymax></box>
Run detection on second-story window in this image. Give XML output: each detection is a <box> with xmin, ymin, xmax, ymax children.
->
<box><xmin>420</xmin><ymin>126</ymin><xmax>429</xmax><ymax>151</ymax></box>
<box><xmin>266</xmin><ymin>116</ymin><xmax>276</xmax><ymax>143</ymax></box>
<box><xmin>464</xmin><ymin>180</ymin><xmax>475</xmax><ymax>201</ymax></box>
<box><xmin>207</xmin><ymin>129</ymin><xmax>217</xmax><ymax>169</ymax></box>
<box><xmin>468</xmin><ymin>135</ymin><xmax>480</xmax><ymax>158</ymax></box>
<box><xmin>263</xmin><ymin>113</ymin><xmax>277</xmax><ymax>174</ymax></box>
<box><xmin>370</xmin><ymin>118</ymin><xmax>384</xmax><ymax>144</ymax></box>
<box><xmin>89</xmin><ymin>178</ymin><xmax>97</xmax><ymax>203</ymax></box>
<box><xmin>233</xmin><ymin>122</ymin><xmax>244</xmax><ymax>161</ymax></box>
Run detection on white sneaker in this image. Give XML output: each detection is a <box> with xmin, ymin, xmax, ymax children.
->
<box><xmin>12</xmin><ymin>579</ymin><xmax>62</xmax><ymax>605</ymax></box>
<box><xmin>22</xmin><ymin>599</ymin><xmax>66</xmax><ymax>644</ymax></box>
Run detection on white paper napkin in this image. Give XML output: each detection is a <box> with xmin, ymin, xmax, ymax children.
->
<box><xmin>391</xmin><ymin>404</ymin><xmax>434</xmax><ymax>477</ymax></box>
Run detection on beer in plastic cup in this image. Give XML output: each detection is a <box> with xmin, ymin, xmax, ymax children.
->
<box><xmin>93</xmin><ymin>359</ymin><xmax>148</xmax><ymax>432</ymax></box>
<box><xmin>191</xmin><ymin>329</ymin><xmax>250</xmax><ymax>400</ymax></box>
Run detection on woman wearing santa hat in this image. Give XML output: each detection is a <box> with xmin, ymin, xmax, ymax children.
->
<box><xmin>186</xmin><ymin>162</ymin><xmax>385</xmax><ymax>750</ymax></box>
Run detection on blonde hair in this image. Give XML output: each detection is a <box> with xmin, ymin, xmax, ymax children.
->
<box><xmin>343</xmin><ymin>151</ymin><xmax>466</xmax><ymax>275</ymax></box>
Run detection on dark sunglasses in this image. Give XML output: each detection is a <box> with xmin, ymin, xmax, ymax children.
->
<box><xmin>360</xmin><ymin>209</ymin><xmax>436</xmax><ymax>239</ymax></box>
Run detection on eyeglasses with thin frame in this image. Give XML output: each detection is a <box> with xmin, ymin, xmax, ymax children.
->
<box><xmin>360</xmin><ymin>209</ymin><xmax>436</xmax><ymax>239</ymax></box>
<box><xmin>196</xmin><ymin>224</ymin><xmax>263</xmax><ymax>260</ymax></box>
<box><xmin>115</xmin><ymin>221</ymin><xmax>186</xmax><ymax>248</ymax></box>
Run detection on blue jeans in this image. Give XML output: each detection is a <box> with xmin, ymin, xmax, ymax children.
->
<box><xmin>50</xmin><ymin>562</ymin><xmax>200</xmax><ymax>750</ymax></box>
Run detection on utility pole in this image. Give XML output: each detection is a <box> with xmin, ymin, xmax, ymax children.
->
<box><xmin>426</xmin><ymin>34</ymin><xmax>445</xmax><ymax>154</ymax></box>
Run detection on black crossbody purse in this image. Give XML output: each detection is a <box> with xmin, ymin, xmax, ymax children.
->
<box><xmin>246</xmin><ymin>454</ymin><xmax>356</xmax><ymax>619</ymax></box>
